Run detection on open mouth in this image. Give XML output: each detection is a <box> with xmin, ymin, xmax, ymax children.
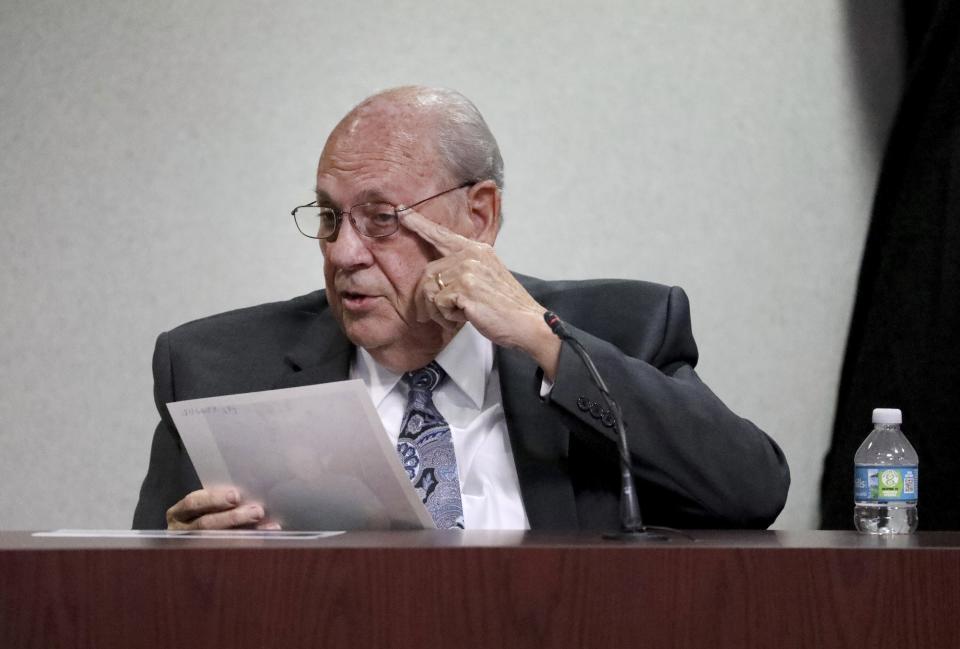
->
<box><xmin>340</xmin><ymin>291</ymin><xmax>378</xmax><ymax>310</ymax></box>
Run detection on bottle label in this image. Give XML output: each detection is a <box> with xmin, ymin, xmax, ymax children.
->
<box><xmin>854</xmin><ymin>466</ymin><xmax>918</xmax><ymax>502</ymax></box>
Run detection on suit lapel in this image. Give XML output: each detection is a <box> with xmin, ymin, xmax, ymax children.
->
<box><xmin>273</xmin><ymin>298</ymin><xmax>353</xmax><ymax>389</ymax></box>
<box><xmin>498</xmin><ymin>275</ymin><xmax>578</xmax><ymax>530</ymax></box>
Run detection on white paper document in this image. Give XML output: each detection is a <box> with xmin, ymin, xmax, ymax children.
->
<box><xmin>33</xmin><ymin>529</ymin><xmax>342</xmax><ymax>540</ymax></box>
<box><xmin>166</xmin><ymin>380</ymin><xmax>434</xmax><ymax>531</ymax></box>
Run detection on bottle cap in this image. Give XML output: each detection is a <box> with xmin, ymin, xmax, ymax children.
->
<box><xmin>872</xmin><ymin>408</ymin><xmax>902</xmax><ymax>424</ymax></box>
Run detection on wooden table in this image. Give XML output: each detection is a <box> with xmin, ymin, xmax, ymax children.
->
<box><xmin>2</xmin><ymin>530</ymin><xmax>959</xmax><ymax>648</ymax></box>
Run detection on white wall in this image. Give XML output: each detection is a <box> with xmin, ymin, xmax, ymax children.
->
<box><xmin>0</xmin><ymin>0</ymin><xmax>902</xmax><ymax>529</ymax></box>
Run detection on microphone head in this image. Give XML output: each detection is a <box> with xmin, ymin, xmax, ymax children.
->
<box><xmin>543</xmin><ymin>310</ymin><xmax>563</xmax><ymax>334</ymax></box>
<box><xmin>543</xmin><ymin>310</ymin><xmax>572</xmax><ymax>340</ymax></box>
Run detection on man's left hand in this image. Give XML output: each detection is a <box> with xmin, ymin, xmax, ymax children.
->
<box><xmin>399</xmin><ymin>209</ymin><xmax>561</xmax><ymax>380</ymax></box>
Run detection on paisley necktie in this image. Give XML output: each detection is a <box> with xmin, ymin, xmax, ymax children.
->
<box><xmin>396</xmin><ymin>362</ymin><xmax>464</xmax><ymax>529</ymax></box>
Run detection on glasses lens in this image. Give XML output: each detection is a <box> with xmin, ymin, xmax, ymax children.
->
<box><xmin>354</xmin><ymin>203</ymin><xmax>398</xmax><ymax>238</ymax></box>
<box><xmin>295</xmin><ymin>206</ymin><xmax>338</xmax><ymax>239</ymax></box>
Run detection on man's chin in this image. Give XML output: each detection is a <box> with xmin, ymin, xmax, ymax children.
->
<box><xmin>340</xmin><ymin>316</ymin><xmax>400</xmax><ymax>352</ymax></box>
<box><xmin>339</xmin><ymin>314</ymin><xmax>447</xmax><ymax>369</ymax></box>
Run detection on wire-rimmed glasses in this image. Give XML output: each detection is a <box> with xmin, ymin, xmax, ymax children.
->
<box><xmin>291</xmin><ymin>181</ymin><xmax>475</xmax><ymax>240</ymax></box>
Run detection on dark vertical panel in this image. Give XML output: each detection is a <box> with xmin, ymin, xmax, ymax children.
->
<box><xmin>821</xmin><ymin>1</ymin><xmax>960</xmax><ymax>529</ymax></box>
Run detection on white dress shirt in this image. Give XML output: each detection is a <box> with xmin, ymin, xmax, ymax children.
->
<box><xmin>350</xmin><ymin>324</ymin><xmax>530</xmax><ymax>530</ymax></box>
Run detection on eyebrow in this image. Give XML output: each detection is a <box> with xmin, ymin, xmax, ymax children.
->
<box><xmin>314</xmin><ymin>188</ymin><xmax>395</xmax><ymax>208</ymax></box>
<box><xmin>314</xmin><ymin>189</ymin><xmax>338</xmax><ymax>208</ymax></box>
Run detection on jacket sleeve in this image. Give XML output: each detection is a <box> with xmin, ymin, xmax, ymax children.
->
<box><xmin>131</xmin><ymin>332</ymin><xmax>202</xmax><ymax>529</ymax></box>
<box><xmin>547</xmin><ymin>286</ymin><xmax>790</xmax><ymax>528</ymax></box>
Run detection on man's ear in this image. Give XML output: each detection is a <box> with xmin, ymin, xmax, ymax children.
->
<box><xmin>465</xmin><ymin>180</ymin><xmax>501</xmax><ymax>245</ymax></box>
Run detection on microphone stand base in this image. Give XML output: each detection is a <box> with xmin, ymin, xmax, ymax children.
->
<box><xmin>602</xmin><ymin>528</ymin><xmax>671</xmax><ymax>542</ymax></box>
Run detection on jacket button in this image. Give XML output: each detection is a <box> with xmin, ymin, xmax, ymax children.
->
<box><xmin>576</xmin><ymin>397</ymin><xmax>591</xmax><ymax>412</ymax></box>
<box><xmin>601</xmin><ymin>412</ymin><xmax>616</xmax><ymax>428</ymax></box>
<box><xmin>589</xmin><ymin>403</ymin><xmax>603</xmax><ymax>418</ymax></box>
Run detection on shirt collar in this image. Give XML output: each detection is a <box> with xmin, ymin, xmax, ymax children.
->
<box><xmin>434</xmin><ymin>322</ymin><xmax>491</xmax><ymax>409</ymax></box>
<box><xmin>352</xmin><ymin>323</ymin><xmax>492</xmax><ymax>409</ymax></box>
<box><xmin>353</xmin><ymin>345</ymin><xmax>402</xmax><ymax>409</ymax></box>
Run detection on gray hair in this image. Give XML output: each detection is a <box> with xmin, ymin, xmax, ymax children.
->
<box><xmin>427</xmin><ymin>88</ymin><xmax>505</xmax><ymax>191</ymax></box>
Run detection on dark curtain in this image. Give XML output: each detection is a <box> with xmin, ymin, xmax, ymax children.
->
<box><xmin>820</xmin><ymin>1</ymin><xmax>960</xmax><ymax>530</ymax></box>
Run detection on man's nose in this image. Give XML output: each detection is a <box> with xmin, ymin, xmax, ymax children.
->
<box><xmin>321</xmin><ymin>216</ymin><xmax>373</xmax><ymax>269</ymax></box>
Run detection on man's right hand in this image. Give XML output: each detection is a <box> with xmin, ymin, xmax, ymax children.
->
<box><xmin>166</xmin><ymin>486</ymin><xmax>280</xmax><ymax>530</ymax></box>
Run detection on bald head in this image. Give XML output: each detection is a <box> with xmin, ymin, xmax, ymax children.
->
<box><xmin>324</xmin><ymin>86</ymin><xmax>504</xmax><ymax>192</ymax></box>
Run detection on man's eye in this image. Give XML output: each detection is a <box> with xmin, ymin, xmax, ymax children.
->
<box><xmin>356</xmin><ymin>205</ymin><xmax>398</xmax><ymax>236</ymax></box>
<box><xmin>371</xmin><ymin>212</ymin><xmax>395</xmax><ymax>224</ymax></box>
<box><xmin>318</xmin><ymin>210</ymin><xmax>338</xmax><ymax>226</ymax></box>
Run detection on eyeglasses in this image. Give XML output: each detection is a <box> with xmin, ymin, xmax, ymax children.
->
<box><xmin>291</xmin><ymin>181</ymin><xmax>475</xmax><ymax>240</ymax></box>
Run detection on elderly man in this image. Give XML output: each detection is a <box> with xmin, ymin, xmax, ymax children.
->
<box><xmin>133</xmin><ymin>86</ymin><xmax>789</xmax><ymax>531</ymax></box>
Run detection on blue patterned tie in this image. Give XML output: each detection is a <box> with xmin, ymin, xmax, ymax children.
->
<box><xmin>396</xmin><ymin>362</ymin><xmax>464</xmax><ymax>529</ymax></box>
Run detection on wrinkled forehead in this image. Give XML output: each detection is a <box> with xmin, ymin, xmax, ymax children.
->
<box><xmin>317</xmin><ymin>102</ymin><xmax>444</xmax><ymax>202</ymax></box>
<box><xmin>322</xmin><ymin>99</ymin><xmax>441</xmax><ymax>166</ymax></box>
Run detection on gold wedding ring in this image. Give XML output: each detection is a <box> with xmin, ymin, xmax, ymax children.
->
<box><xmin>436</xmin><ymin>272</ymin><xmax>446</xmax><ymax>290</ymax></box>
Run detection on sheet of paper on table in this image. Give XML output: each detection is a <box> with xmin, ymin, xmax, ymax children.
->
<box><xmin>33</xmin><ymin>529</ymin><xmax>343</xmax><ymax>540</ymax></box>
<box><xmin>166</xmin><ymin>380</ymin><xmax>434</xmax><ymax>531</ymax></box>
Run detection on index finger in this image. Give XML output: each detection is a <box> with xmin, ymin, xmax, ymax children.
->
<box><xmin>398</xmin><ymin>208</ymin><xmax>471</xmax><ymax>256</ymax></box>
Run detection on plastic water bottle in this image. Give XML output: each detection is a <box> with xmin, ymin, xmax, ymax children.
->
<box><xmin>853</xmin><ymin>408</ymin><xmax>918</xmax><ymax>534</ymax></box>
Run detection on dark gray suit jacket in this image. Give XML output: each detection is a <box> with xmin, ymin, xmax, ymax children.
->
<box><xmin>133</xmin><ymin>275</ymin><xmax>789</xmax><ymax>530</ymax></box>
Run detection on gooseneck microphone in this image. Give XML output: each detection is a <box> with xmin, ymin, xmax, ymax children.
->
<box><xmin>543</xmin><ymin>311</ymin><xmax>668</xmax><ymax>541</ymax></box>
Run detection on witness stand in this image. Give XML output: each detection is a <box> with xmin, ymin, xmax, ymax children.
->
<box><xmin>2</xmin><ymin>530</ymin><xmax>959</xmax><ymax>648</ymax></box>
